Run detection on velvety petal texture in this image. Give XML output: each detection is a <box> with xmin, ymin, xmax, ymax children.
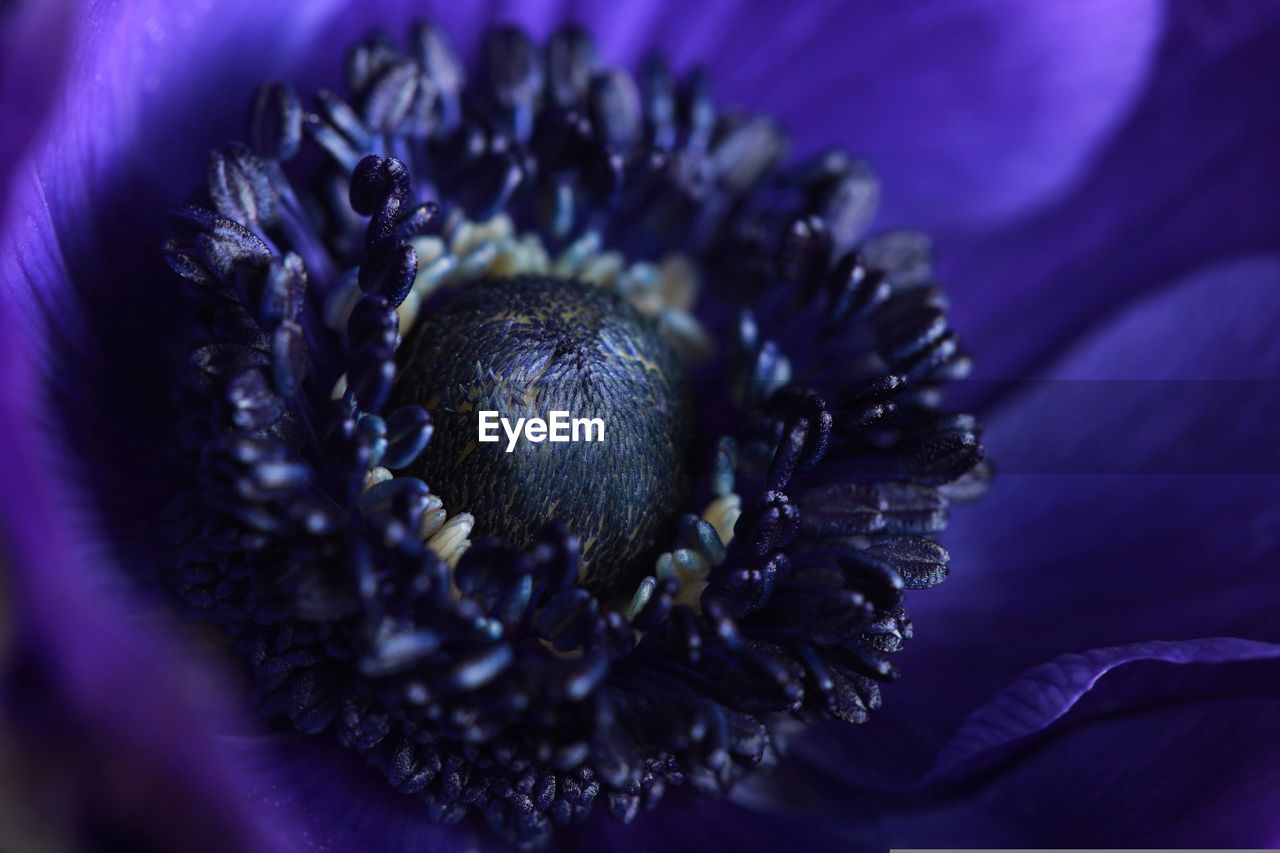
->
<box><xmin>707</xmin><ymin>0</ymin><xmax>1164</xmax><ymax>232</ymax></box>
<box><xmin>938</xmin><ymin>254</ymin><xmax>1280</xmax><ymax>668</ymax></box>
<box><xmin>927</xmin><ymin>638</ymin><xmax>1280</xmax><ymax>783</ymax></box>
<box><xmin>768</xmin><ymin>638</ymin><xmax>1280</xmax><ymax>848</ymax></box>
<box><xmin>0</xmin><ymin>290</ymin><xmax>298</xmax><ymax>851</ymax></box>
<box><xmin>1</xmin><ymin>0</ymin><xmax>349</xmax><ymax>848</ymax></box>
<box><xmin>0</xmin><ymin>0</ymin><xmax>76</xmax><ymax>230</ymax></box>
<box><xmin>945</xmin><ymin>0</ymin><xmax>1280</xmax><ymax>384</ymax></box>
<box><xmin>218</xmin><ymin>734</ymin><xmax>500</xmax><ymax>853</ymax></box>
<box><xmin>924</xmin><ymin>638</ymin><xmax>1280</xmax><ymax>847</ymax></box>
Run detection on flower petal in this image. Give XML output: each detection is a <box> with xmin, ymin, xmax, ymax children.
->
<box><xmin>3</xmin><ymin>0</ymin><xmax>346</xmax><ymax>315</ymax></box>
<box><xmin>0</xmin><ymin>296</ymin><xmax>298</xmax><ymax>851</ymax></box>
<box><xmin>0</xmin><ymin>0</ymin><xmax>353</xmax><ymax>675</ymax></box>
<box><xmin>937</xmin><ymin>252</ymin><xmax>1280</xmax><ymax>650</ymax></box>
<box><xmin>0</xmin><ymin>0</ymin><xmax>355</xmax><ymax>846</ymax></box>
<box><xmin>946</xmin><ymin>2</ymin><xmax>1280</xmax><ymax>382</ymax></box>
<box><xmin>701</xmin><ymin>0</ymin><xmax>1163</xmax><ymax>231</ymax></box>
<box><xmin>914</xmin><ymin>638</ymin><xmax>1280</xmax><ymax>846</ymax></box>
<box><xmin>0</xmin><ymin>0</ymin><xmax>75</xmax><ymax>227</ymax></box>
<box><xmin>927</xmin><ymin>637</ymin><xmax>1280</xmax><ymax>783</ymax></box>
<box><xmin>754</xmin><ymin>638</ymin><xmax>1280</xmax><ymax>848</ymax></box>
<box><xmin>217</xmin><ymin>733</ymin><xmax>502</xmax><ymax>853</ymax></box>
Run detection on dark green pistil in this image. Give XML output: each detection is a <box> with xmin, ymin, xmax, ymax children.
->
<box><xmin>397</xmin><ymin>275</ymin><xmax>691</xmax><ymax>595</ymax></box>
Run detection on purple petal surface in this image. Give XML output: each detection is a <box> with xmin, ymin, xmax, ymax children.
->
<box><xmin>946</xmin><ymin>0</ymin><xmax>1280</xmax><ymax>383</ymax></box>
<box><xmin>0</xmin><ymin>0</ymin><xmax>75</xmax><ymax>230</ymax></box>
<box><xmin>717</xmin><ymin>0</ymin><xmax>1162</xmax><ymax>232</ymax></box>
<box><xmin>0</xmin><ymin>291</ymin><xmax>301</xmax><ymax>851</ymax></box>
<box><xmin>757</xmin><ymin>638</ymin><xmax>1280</xmax><ymax>848</ymax></box>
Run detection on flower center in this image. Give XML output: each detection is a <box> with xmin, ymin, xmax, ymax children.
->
<box><xmin>158</xmin><ymin>17</ymin><xmax>986</xmax><ymax>846</ymax></box>
<box><xmin>395</xmin><ymin>274</ymin><xmax>691</xmax><ymax>595</ymax></box>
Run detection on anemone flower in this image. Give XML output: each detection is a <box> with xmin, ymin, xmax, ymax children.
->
<box><xmin>2</xmin><ymin>1</ymin><xmax>1279</xmax><ymax>850</ymax></box>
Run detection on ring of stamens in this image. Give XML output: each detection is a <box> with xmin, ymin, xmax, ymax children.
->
<box><xmin>158</xmin><ymin>19</ymin><xmax>985</xmax><ymax>847</ymax></box>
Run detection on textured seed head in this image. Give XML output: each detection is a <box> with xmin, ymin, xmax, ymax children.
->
<box><xmin>396</xmin><ymin>276</ymin><xmax>691</xmax><ymax>595</ymax></box>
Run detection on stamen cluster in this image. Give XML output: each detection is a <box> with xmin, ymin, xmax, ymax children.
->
<box><xmin>161</xmin><ymin>20</ymin><xmax>985</xmax><ymax>847</ymax></box>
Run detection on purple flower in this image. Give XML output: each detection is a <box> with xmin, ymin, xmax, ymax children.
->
<box><xmin>2</xmin><ymin>0</ymin><xmax>1279</xmax><ymax>849</ymax></box>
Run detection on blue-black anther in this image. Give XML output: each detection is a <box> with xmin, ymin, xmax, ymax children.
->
<box><xmin>906</xmin><ymin>426</ymin><xmax>984</xmax><ymax>486</ymax></box>
<box><xmin>812</xmin><ymin>158</ymin><xmax>879</xmax><ymax>250</ymax></box>
<box><xmin>866</xmin><ymin>535</ymin><xmax>949</xmax><ymax>589</ymax></box>
<box><xmin>195</xmin><ymin>217</ymin><xmax>271</xmax><ymax>278</ymax></box>
<box><xmin>259</xmin><ymin>253</ymin><xmax>307</xmax><ymax>326</ymax></box>
<box><xmin>249</xmin><ymin>82</ymin><xmax>303</xmax><ymax>161</ymax></box>
<box><xmin>863</xmin><ymin>230</ymin><xmax>933</xmax><ymax>289</ymax></box>
<box><xmin>411</xmin><ymin>21</ymin><xmax>464</xmax><ymax>99</ymax></box>
<box><xmin>777</xmin><ymin>215</ymin><xmax>831</xmax><ymax>289</ymax></box>
<box><xmin>447</xmin><ymin>643</ymin><xmax>514</xmax><ymax>691</ymax></box>
<box><xmin>484</xmin><ymin>25</ymin><xmax>544</xmax><ymax>119</ymax></box>
<box><xmin>208</xmin><ymin>142</ymin><xmax>278</xmax><ymax>227</ymax></box>
<box><xmin>639</xmin><ymin>55</ymin><xmax>676</xmax><ymax>149</ymax></box>
<box><xmin>826</xmin><ymin>252</ymin><xmax>889</xmax><ymax>327</ymax></box>
<box><xmin>546</xmin><ymin>24</ymin><xmax>598</xmax><ymax>109</ymax></box>
<box><xmin>225</xmin><ymin>370</ymin><xmax>285</xmax><ymax>431</ymax></box>
<box><xmin>735</xmin><ymin>490</ymin><xmax>800</xmax><ymax>555</ymax></box>
<box><xmin>349</xmin><ymin>344</ymin><xmax>396</xmax><ymax>413</ymax></box>
<box><xmin>382</xmin><ymin>406</ymin><xmax>433</xmax><ymax>469</ymax></box>
<box><xmin>348</xmin><ymin>294</ymin><xmax>398</xmax><ymax>352</ymax></box>
<box><xmin>316</xmin><ymin>89</ymin><xmax>373</xmax><ymax>151</ymax></box>
<box><xmin>581</xmin><ymin>144</ymin><xmax>623</xmax><ymax>207</ymax></box>
<box><xmin>271</xmin><ymin>320</ymin><xmax>309</xmax><ymax>398</ymax></box>
<box><xmin>454</xmin><ymin>152</ymin><xmax>523</xmax><ymax>221</ymax></box>
<box><xmin>766</xmin><ymin>419</ymin><xmax>807</xmax><ymax>491</ymax></box>
<box><xmin>359</xmin><ymin>627</ymin><xmax>443</xmax><ymax>677</ymax></box>
<box><xmin>678</xmin><ymin>68</ymin><xmax>715</xmax><ymax>149</ymax></box>
<box><xmin>589</xmin><ymin>70</ymin><xmax>642</xmax><ymax>154</ymax></box>
<box><xmin>163</xmin><ymin>241</ymin><xmax>218</xmax><ymax>289</ymax></box>
<box><xmin>356</xmin><ymin>413</ymin><xmax>388</xmax><ymax>468</ymax></box>
<box><xmin>679</xmin><ymin>515</ymin><xmax>726</xmax><ymax>566</ymax></box>
<box><xmin>358</xmin><ymin>242</ymin><xmax>417</xmax><ymax>307</ymax></box>
<box><xmin>362</xmin><ymin>59</ymin><xmax>425</xmax><ymax>134</ymax></box>
<box><xmin>303</xmin><ymin>111</ymin><xmax>361</xmax><ymax>171</ymax></box>
<box><xmin>710</xmin><ymin>117</ymin><xmax>784</xmax><ymax>195</ymax></box>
